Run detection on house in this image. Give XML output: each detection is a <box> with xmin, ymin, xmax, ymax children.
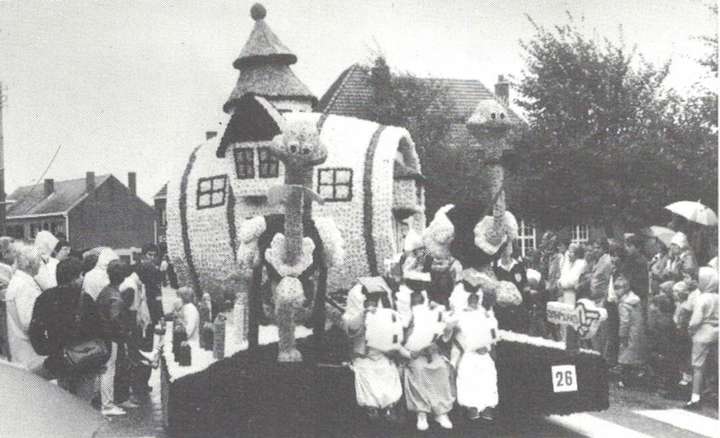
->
<box><xmin>164</xmin><ymin>7</ymin><xmax>425</xmax><ymax>297</ymax></box>
<box><xmin>154</xmin><ymin>183</ymin><xmax>167</xmax><ymax>245</ymax></box>
<box><xmin>319</xmin><ymin>65</ymin><xmax>604</xmax><ymax>256</ymax></box>
<box><xmin>6</xmin><ymin>172</ymin><xmax>155</xmax><ymax>256</ymax></box>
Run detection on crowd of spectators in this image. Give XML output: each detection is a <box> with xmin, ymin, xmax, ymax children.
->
<box><xmin>511</xmin><ymin>226</ymin><xmax>718</xmax><ymax>411</ymax></box>
<box><xmin>0</xmin><ymin>231</ymin><xmax>173</xmax><ymax>417</ymax></box>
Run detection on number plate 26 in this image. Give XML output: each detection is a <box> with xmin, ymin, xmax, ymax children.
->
<box><xmin>551</xmin><ymin>365</ymin><xmax>578</xmax><ymax>392</ymax></box>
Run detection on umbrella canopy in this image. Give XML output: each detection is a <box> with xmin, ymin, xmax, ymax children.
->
<box><xmin>0</xmin><ymin>360</ymin><xmax>106</xmax><ymax>437</ymax></box>
<box><xmin>665</xmin><ymin>201</ymin><xmax>718</xmax><ymax>226</ymax></box>
<box><xmin>648</xmin><ymin>226</ymin><xmax>676</xmax><ymax>248</ymax></box>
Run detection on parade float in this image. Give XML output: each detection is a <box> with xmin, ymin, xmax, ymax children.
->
<box><xmin>160</xmin><ymin>4</ymin><xmax>608</xmax><ymax>437</ymax></box>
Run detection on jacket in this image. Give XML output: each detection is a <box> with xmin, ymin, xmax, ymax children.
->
<box><xmin>622</xmin><ymin>252</ymin><xmax>649</xmax><ymax>299</ymax></box>
<box><xmin>589</xmin><ymin>254</ymin><xmax>613</xmax><ymax>304</ymax></box>
<box><xmin>30</xmin><ymin>284</ymin><xmax>103</xmax><ymax>376</ymax></box>
<box><xmin>5</xmin><ymin>270</ymin><xmax>45</xmax><ymax>371</ymax></box>
<box><xmin>96</xmin><ymin>284</ymin><xmax>131</xmax><ymax>344</ymax></box>
<box><xmin>689</xmin><ymin>293</ymin><xmax>718</xmax><ymax>344</ymax></box>
<box><xmin>136</xmin><ymin>261</ymin><xmax>163</xmax><ymax>323</ymax></box>
<box><xmin>618</xmin><ymin>291</ymin><xmax>648</xmax><ymax>365</ymax></box>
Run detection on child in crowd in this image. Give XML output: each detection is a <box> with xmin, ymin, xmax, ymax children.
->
<box><xmin>685</xmin><ymin>267</ymin><xmax>718</xmax><ymax>410</ymax></box>
<box><xmin>616</xmin><ymin>273</ymin><xmax>648</xmax><ymax>387</ymax></box>
<box><xmin>402</xmin><ymin>282</ymin><xmax>454</xmax><ymax>431</ymax></box>
<box><xmin>447</xmin><ymin>286</ymin><xmax>500</xmax><ymax>422</ymax></box>
<box><xmin>647</xmin><ymin>294</ymin><xmax>677</xmax><ymax>389</ymax></box>
<box><xmin>672</xmin><ymin>281</ymin><xmax>696</xmax><ymax>393</ymax></box>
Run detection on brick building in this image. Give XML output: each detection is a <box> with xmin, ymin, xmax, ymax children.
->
<box><xmin>5</xmin><ymin>172</ymin><xmax>155</xmax><ymax>254</ymax></box>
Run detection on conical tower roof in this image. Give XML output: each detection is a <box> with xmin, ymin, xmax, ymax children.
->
<box><xmin>224</xmin><ymin>3</ymin><xmax>315</xmax><ymax>114</ymax></box>
<box><xmin>233</xmin><ymin>3</ymin><xmax>297</xmax><ymax>69</ymax></box>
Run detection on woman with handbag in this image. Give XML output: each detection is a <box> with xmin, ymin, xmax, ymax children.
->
<box><xmin>30</xmin><ymin>257</ymin><xmax>107</xmax><ymax>402</ymax></box>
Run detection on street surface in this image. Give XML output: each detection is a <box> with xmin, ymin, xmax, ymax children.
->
<box><xmin>95</xmin><ymin>288</ymin><xmax>718</xmax><ymax>438</ymax></box>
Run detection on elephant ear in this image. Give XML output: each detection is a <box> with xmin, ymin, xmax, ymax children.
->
<box><xmin>217</xmin><ymin>94</ymin><xmax>286</xmax><ymax>157</ymax></box>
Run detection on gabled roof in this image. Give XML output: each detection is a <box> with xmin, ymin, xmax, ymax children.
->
<box><xmin>318</xmin><ymin>63</ymin><xmax>523</xmax><ymax>124</ymax></box>
<box><xmin>6</xmin><ymin>175</ymin><xmax>111</xmax><ymax>218</ymax></box>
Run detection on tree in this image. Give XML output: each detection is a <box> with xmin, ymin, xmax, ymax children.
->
<box><xmin>366</xmin><ymin>56</ymin><xmax>472</xmax><ymax>216</ymax></box>
<box><xmin>514</xmin><ymin>14</ymin><xmax>718</xmax><ymax>234</ymax></box>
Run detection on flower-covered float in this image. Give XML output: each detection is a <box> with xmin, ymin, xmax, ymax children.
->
<box><xmin>160</xmin><ymin>4</ymin><xmax>608</xmax><ymax>437</ymax></box>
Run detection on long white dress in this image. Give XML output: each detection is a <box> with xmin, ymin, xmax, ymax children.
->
<box><xmin>452</xmin><ymin>308</ymin><xmax>499</xmax><ymax>411</ymax></box>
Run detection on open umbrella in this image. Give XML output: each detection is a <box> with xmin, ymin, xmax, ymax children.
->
<box><xmin>0</xmin><ymin>360</ymin><xmax>106</xmax><ymax>437</ymax></box>
<box><xmin>648</xmin><ymin>225</ymin><xmax>676</xmax><ymax>248</ymax></box>
<box><xmin>665</xmin><ymin>201</ymin><xmax>718</xmax><ymax>226</ymax></box>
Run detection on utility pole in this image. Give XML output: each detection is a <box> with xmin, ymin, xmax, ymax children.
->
<box><xmin>0</xmin><ymin>83</ymin><xmax>6</xmax><ymax>236</ymax></box>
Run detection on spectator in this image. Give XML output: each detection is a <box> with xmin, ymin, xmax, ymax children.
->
<box><xmin>667</xmin><ymin>232</ymin><xmax>699</xmax><ymax>283</ymax></box>
<box><xmin>616</xmin><ymin>272</ymin><xmax>649</xmax><ymax>387</ymax></box>
<box><xmin>623</xmin><ymin>235</ymin><xmax>649</xmax><ymax>301</ymax></box>
<box><xmin>5</xmin><ymin>243</ymin><xmax>49</xmax><ymax>376</ymax></box>
<box><xmin>34</xmin><ymin>231</ymin><xmax>59</xmax><ymax>291</ymax></box>
<box><xmin>52</xmin><ymin>239</ymin><xmax>72</xmax><ymax>262</ymax></box>
<box><xmin>558</xmin><ymin>243</ymin><xmax>587</xmax><ymax>299</ymax></box>
<box><xmin>97</xmin><ymin>260</ymin><xmax>134</xmax><ymax>416</ymax></box>
<box><xmin>83</xmin><ymin>248</ymin><xmax>119</xmax><ymax>300</ymax></box>
<box><xmin>30</xmin><ymin>258</ymin><xmax>103</xmax><ymax>402</ymax></box>
<box><xmin>588</xmin><ymin>239</ymin><xmax>613</xmax><ymax>304</ymax></box>
<box><xmin>647</xmin><ymin>294</ymin><xmax>677</xmax><ymax>390</ymax></box>
<box><xmin>177</xmin><ymin>287</ymin><xmax>200</xmax><ymax>349</ymax></box>
<box><xmin>684</xmin><ymin>267</ymin><xmax>718</xmax><ymax>410</ymax></box>
<box><xmin>649</xmin><ymin>238</ymin><xmax>671</xmax><ymax>295</ymax></box>
<box><xmin>135</xmin><ymin>243</ymin><xmax>164</xmax><ymax>393</ymax></box>
<box><xmin>0</xmin><ymin>236</ymin><xmax>15</xmax><ymax>358</ymax></box>
<box><xmin>588</xmin><ymin>239</ymin><xmax>614</xmax><ymax>355</ymax></box>
<box><xmin>604</xmin><ymin>238</ymin><xmax>627</xmax><ymax>367</ymax></box>
<box><xmin>670</xmin><ymin>281</ymin><xmax>695</xmax><ymax>395</ymax></box>
<box><xmin>115</xmin><ymin>265</ymin><xmax>154</xmax><ymax>404</ymax></box>
<box><xmin>493</xmin><ymin>241</ymin><xmax>529</xmax><ymax>333</ymax></box>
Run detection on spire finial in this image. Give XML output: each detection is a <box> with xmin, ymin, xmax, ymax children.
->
<box><xmin>251</xmin><ymin>3</ymin><xmax>267</xmax><ymax>21</ymax></box>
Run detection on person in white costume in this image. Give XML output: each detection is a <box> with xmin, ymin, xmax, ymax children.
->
<box><xmin>446</xmin><ymin>280</ymin><xmax>500</xmax><ymax>422</ymax></box>
<box><xmin>401</xmin><ymin>272</ymin><xmax>454</xmax><ymax>431</ymax></box>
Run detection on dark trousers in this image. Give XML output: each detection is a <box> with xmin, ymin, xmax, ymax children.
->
<box><xmin>604</xmin><ymin>301</ymin><xmax>619</xmax><ymax>366</ymax></box>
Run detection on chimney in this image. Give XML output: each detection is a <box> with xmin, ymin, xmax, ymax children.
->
<box><xmin>495</xmin><ymin>74</ymin><xmax>510</xmax><ymax>105</ymax></box>
<box><xmin>128</xmin><ymin>172</ymin><xmax>137</xmax><ymax>196</ymax></box>
<box><xmin>44</xmin><ymin>179</ymin><xmax>54</xmax><ymax>197</ymax></box>
<box><xmin>85</xmin><ymin>172</ymin><xmax>95</xmax><ymax>193</ymax></box>
<box><xmin>206</xmin><ymin>131</ymin><xmax>217</xmax><ymax>140</ymax></box>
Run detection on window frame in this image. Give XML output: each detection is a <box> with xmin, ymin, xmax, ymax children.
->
<box><xmin>514</xmin><ymin>219</ymin><xmax>537</xmax><ymax>258</ymax></box>
<box><xmin>571</xmin><ymin>224</ymin><xmax>590</xmax><ymax>244</ymax></box>
<box><xmin>196</xmin><ymin>175</ymin><xmax>228</xmax><ymax>210</ymax></box>
<box><xmin>257</xmin><ymin>147</ymin><xmax>280</xmax><ymax>179</ymax></box>
<box><xmin>316</xmin><ymin>167</ymin><xmax>353</xmax><ymax>202</ymax></box>
<box><xmin>233</xmin><ymin>147</ymin><xmax>255</xmax><ymax>179</ymax></box>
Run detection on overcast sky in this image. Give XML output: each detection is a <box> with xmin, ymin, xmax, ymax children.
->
<box><xmin>0</xmin><ymin>0</ymin><xmax>715</xmax><ymax>202</ymax></box>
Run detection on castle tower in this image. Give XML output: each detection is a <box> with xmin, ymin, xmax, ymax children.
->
<box><xmin>223</xmin><ymin>3</ymin><xmax>316</xmax><ymax>115</ymax></box>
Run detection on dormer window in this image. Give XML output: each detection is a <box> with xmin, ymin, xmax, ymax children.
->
<box><xmin>258</xmin><ymin>147</ymin><xmax>279</xmax><ymax>178</ymax></box>
<box><xmin>234</xmin><ymin>148</ymin><xmax>255</xmax><ymax>179</ymax></box>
